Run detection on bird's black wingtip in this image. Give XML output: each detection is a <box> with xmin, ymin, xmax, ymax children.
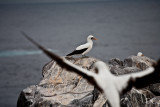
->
<box><xmin>156</xmin><ymin>59</ymin><xmax>160</xmax><ymax>67</ymax></box>
<box><xmin>21</xmin><ymin>31</ymin><xmax>28</xmax><ymax>38</ymax></box>
<box><xmin>21</xmin><ymin>31</ymin><xmax>34</xmax><ymax>44</ymax></box>
<box><xmin>152</xmin><ymin>59</ymin><xmax>160</xmax><ymax>72</ymax></box>
<box><xmin>66</xmin><ymin>54</ymin><xmax>71</xmax><ymax>56</ymax></box>
<box><xmin>66</xmin><ymin>51</ymin><xmax>74</xmax><ymax>56</ymax></box>
<box><xmin>21</xmin><ymin>31</ymin><xmax>64</xmax><ymax>63</ymax></box>
<box><xmin>158</xmin><ymin>59</ymin><xmax>160</xmax><ymax>64</ymax></box>
<box><xmin>152</xmin><ymin>59</ymin><xmax>160</xmax><ymax>66</ymax></box>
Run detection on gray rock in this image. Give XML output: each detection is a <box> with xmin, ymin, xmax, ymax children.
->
<box><xmin>17</xmin><ymin>55</ymin><xmax>160</xmax><ymax>107</ymax></box>
<box><xmin>17</xmin><ymin>85</ymin><xmax>37</xmax><ymax>107</ymax></box>
<box><xmin>120</xmin><ymin>89</ymin><xmax>155</xmax><ymax>107</ymax></box>
<box><xmin>145</xmin><ymin>96</ymin><xmax>160</xmax><ymax>107</ymax></box>
<box><xmin>149</xmin><ymin>83</ymin><xmax>160</xmax><ymax>96</ymax></box>
<box><xmin>109</xmin><ymin>58</ymin><xmax>123</xmax><ymax>67</ymax></box>
<box><xmin>68</xmin><ymin>88</ymin><xmax>100</xmax><ymax>107</ymax></box>
<box><xmin>124</xmin><ymin>56</ymin><xmax>156</xmax><ymax>70</ymax></box>
<box><xmin>110</xmin><ymin>66</ymin><xmax>125</xmax><ymax>75</ymax></box>
<box><xmin>17</xmin><ymin>57</ymin><xmax>106</xmax><ymax>107</ymax></box>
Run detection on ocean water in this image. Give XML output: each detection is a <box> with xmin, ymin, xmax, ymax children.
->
<box><xmin>0</xmin><ymin>1</ymin><xmax>160</xmax><ymax>106</ymax></box>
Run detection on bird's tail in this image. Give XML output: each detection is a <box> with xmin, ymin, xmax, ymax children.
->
<box><xmin>66</xmin><ymin>52</ymin><xmax>73</xmax><ymax>56</ymax></box>
<box><xmin>66</xmin><ymin>48</ymin><xmax>87</xmax><ymax>56</ymax></box>
<box><xmin>66</xmin><ymin>50</ymin><xmax>77</xmax><ymax>56</ymax></box>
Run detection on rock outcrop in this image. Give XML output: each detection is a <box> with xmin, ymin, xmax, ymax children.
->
<box><xmin>17</xmin><ymin>55</ymin><xmax>160</xmax><ymax>107</ymax></box>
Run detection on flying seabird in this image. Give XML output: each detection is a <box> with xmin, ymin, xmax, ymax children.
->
<box><xmin>66</xmin><ymin>35</ymin><xmax>97</xmax><ymax>57</ymax></box>
<box><xmin>22</xmin><ymin>32</ymin><xmax>160</xmax><ymax>107</ymax></box>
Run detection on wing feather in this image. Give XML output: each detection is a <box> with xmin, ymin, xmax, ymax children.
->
<box><xmin>22</xmin><ymin>31</ymin><xmax>102</xmax><ymax>91</ymax></box>
<box><xmin>76</xmin><ymin>43</ymin><xmax>90</xmax><ymax>50</ymax></box>
<box><xmin>117</xmin><ymin>60</ymin><xmax>160</xmax><ymax>94</ymax></box>
<box><xmin>66</xmin><ymin>48</ymin><xmax>88</xmax><ymax>56</ymax></box>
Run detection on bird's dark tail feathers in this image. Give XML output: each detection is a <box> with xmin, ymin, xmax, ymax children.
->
<box><xmin>66</xmin><ymin>48</ymin><xmax>88</xmax><ymax>56</ymax></box>
<box><xmin>66</xmin><ymin>52</ymin><xmax>75</xmax><ymax>56</ymax></box>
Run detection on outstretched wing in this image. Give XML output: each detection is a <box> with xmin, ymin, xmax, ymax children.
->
<box><xmin>116</xmin><ymin>60</ymin><xmax>160</xmax><ymax>94</ymax></box>
<box><xmin>22</xmin><ymin>31</ymin><xmax>102</xmax><ymax>91</ymax></box>
<box><xmin>133</xmin><ymin>60</ymin><xmax>160</xmax><ymax>88</ymax></box>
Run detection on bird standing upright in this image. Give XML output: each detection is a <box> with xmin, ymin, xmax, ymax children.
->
<box><xmin>137</xmin><ymin>52</ymin><xmax>144</xmax><ymax>56</ymax></box>
<box><xmin>66</xmin><ymin>35</ymin><xmax>97</xmax><ymax>57</ymax></box>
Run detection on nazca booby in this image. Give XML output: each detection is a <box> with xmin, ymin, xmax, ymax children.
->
<box><xmin>22</xmin><ymin>32</ymin><xmax>160</xmax><ymax>107</ymax></box>
<box><xmin>137</xmin><ymin>52</ymin><xmax>144</xmax><ymax>56</ymax></box>
<box><xmin>67</xmin><ymin>35</ymin><xmax>97</xmax><ymax>57</ymax></box>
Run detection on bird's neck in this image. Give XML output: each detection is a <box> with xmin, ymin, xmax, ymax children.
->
<box><xmin>98</xmin><ymin>67</ymin><xmax>113</xmax><ymax>76</ymax></box>
<box><xmin>87</xmin><ymin>39</ymin><xmax>93</xmax><ymax>44</ymax></box>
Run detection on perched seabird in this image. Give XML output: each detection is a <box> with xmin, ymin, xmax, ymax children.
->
<box><xmin>66</xmin><ymin>35</ymin><xmax>97</xmax><ymax>57</ymax></box>
<box><xmin>22</xmin><ymin>32</ymin><xmax>160</xmax><ymax>107</ymax></box>
<box><xmin>137</xmin><ymin>52</ymin><xmax>144</xmax><ymax>56</ymax></box>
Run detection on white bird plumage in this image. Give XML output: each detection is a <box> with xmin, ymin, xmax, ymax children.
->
<box><xmin>67</xmin><ymin>35</ymin><xmax>97</xmax><ymax>57</ymax></box>
<box><xmin>22</xmin><ymin>32</ymin><xmax>160</xmax><ymax>107</ymax></box>
<box><xmin>137</xmin><ymin>52</ymin><xmax>144</xmax><ymax>56</ymax></box>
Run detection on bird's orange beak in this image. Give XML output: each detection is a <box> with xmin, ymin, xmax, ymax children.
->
<box><xmin>92</xmin><ymin>37</ymin><xmax>97</xmax><ymax>40</ymax></box>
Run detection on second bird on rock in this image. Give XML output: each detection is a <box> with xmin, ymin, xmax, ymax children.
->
<box><xmin>66</xmin><ymin>35</ymin><xmax>97</xmax><ymax>57</ymax></box>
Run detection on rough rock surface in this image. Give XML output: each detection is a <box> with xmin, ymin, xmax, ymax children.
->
<box><xmin>149</xmin><ymin>83</ymin><xmax>160</xmax><ymax>96</ymax></box>
<box><xmin>17</xmin><ymin>55</ymin><xmax>160</xmax><ymax>107</ymax></box>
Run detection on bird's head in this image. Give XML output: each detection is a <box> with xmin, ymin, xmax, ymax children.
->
<box><xmin>137</xmin><ymin>52</ymin><xmax>144</xmax><ymax>56</ymax></box>
<box><xmin>93</xmin><ymin>61</ymin><xmax>110</xmax><ymax>74</ymax></box>
<box><xmin>88</xmin><ymin>35</ymin><xmax>97</xmax><ymax>40</ymax></box>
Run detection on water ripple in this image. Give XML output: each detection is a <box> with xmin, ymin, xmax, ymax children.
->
<box><xmin>0</xmin><ymin>49</ymin><xmax>57</xmax><ymax>57</ymax></box>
